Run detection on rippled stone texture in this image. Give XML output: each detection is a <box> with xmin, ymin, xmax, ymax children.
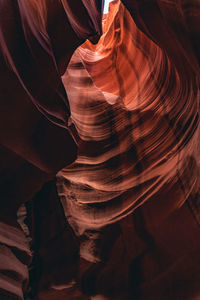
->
<box><xmin>59</xmin><ymin>0</ymin><xmax>200</xmax><ymax>242</ymax></box>
<box><xmin>1</xmin><ymin>0</ymin><xmax>200</xmax><ymax>299</ymax></box>
<box><xmin>57</xmin><ymin>1</ymin><xmax>200</xmax><ymax>298</ymax></box>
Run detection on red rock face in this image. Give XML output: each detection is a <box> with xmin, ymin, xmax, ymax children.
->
<box><xmin>59</xmin><ymin>0</ymin><xmax>200</xmax><ymax>234</ymax></box>
<box><xmin>57</xmin><ymin>1</ymin><xmax>200</xmax><ymax>298</ymax></box>
<box><xmin>1</xmin><ymin>0</ymin><xmax>200</xmax><ymax>299</ymax></box>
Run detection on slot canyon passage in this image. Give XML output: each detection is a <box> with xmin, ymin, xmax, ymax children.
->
<box><xmin>1</xmin><ymin>0</ymin><xmax>200</xmax><ymax>299</ymax></box>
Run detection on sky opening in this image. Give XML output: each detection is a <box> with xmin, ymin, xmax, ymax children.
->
<box><xmin>103</xmin><ymin>0</ymin><xmax>113</xmax><ymax>14</ymax></box>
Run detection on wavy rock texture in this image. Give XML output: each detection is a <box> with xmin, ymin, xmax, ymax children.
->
<box><xmin>57</xmin><ymin>3</ymin><xmax>200</xmax><ymax>298</ymax></box>
<box><xmin>58</xmin><ymin>0</ymin><xmax>200</xmax><ymax>234</ymax></box>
